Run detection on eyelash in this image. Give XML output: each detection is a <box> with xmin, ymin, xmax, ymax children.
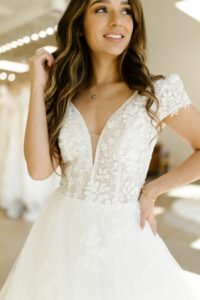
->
<box><xmin>95</xmin><ymin>6</ymin><xmax>132</xmax><ymax>15</ymax></box>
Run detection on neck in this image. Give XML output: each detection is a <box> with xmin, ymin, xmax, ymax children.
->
<box><xmin>89</xmin><ymin>54</ymin><xmax>121</xmax><ymax>87</ymax></box>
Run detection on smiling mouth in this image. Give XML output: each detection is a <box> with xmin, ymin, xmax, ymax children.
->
<box><xmin>103</xmin><ymin>34</ymin><xmax>125</xmax><ymax>41</ymax></box>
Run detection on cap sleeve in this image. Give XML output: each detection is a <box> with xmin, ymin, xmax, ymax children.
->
<box><xmin>154</xmin><ymin>74</ymin><xmax>192</xmax><ymax>122</ymax></box>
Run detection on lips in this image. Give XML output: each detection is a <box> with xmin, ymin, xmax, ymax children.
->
<box><xmin>103</xmin><ymin>33</ymin><xmax>125</xmax><ymax>39</ymax></box>
<box><xmin>103</xmin><ymin>33</ymin><xmax>125</xmax><ymax>43</ymax></box>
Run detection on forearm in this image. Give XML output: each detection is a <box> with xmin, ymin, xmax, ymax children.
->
<box><xmin>24</xmin><ymin>85</ymin><xmax>53</xmax><ymax>178</ymax></box>
<box><xmin>144</xmin><ymin>149</ymin><xmax>200</xmax><ymax>199</ymax></box>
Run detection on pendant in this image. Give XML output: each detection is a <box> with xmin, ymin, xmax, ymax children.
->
<box><xmin>91</xmin><ymin>94</ymin><xmax>96</xmax><ymax>100</ymax></box>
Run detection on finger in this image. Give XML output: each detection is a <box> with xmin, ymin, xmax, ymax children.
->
<box><xmin>35</xmin><ymin>48</ymin><xmax>54</xmax><ymax>60</ymax></box>
<box><xmin>35</xmin><ymin>48</ymin><xmax>43</xmax><ymax>54</ymax></box>
<box><xmin>35</xmin><ymin>48</ymin><xmax>50</xmax><ymax>54</ymax></box>
<box><xmin>36</xmin><ymin>52</ymin><xmax>54</xmax><ymax>67</ymax></box>
<box><xmin>147</xmin><ymin>216</ymin><xmax>157</xmax><ymax>236</ymax></box>
<box><xmin>47</xmin><ymin>58</ymin><xmax>53</xmax><ymax>67</ymax></box>
<box><xmin>140</xmin><ymin>212</ymin><xmax>146</xmax><ymax>229</ymax></box>
<box><xmin>45</xmin><ymin>56</ymin><xmax>53</xmax><ymax>67</ymax></box>
<box><xmin>45</xmin><ymin>54</ymin><xmax>54</xmax><ymax>66</ymax></box>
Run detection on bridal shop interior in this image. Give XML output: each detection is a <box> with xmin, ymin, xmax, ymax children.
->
<box><xmin>0</xmin><ymin>0</ymin><xmax>200</xmax><ymax>292</ymax></box>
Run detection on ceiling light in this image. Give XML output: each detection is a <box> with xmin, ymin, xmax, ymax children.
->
<box><xmin>22</xmin><ymin>36</ymin><xmax>31</xmax><ymax>44</ymax></box>
<box><xmin>0</xmin><ymin>60</ymin><xmax>29</xmax><ymax>73</ymax></box>
<box><xmin>31</xmin><ymin>33</ymin><xmax>39</xmax><ymax>41</ymax></box>
<box><xmin>17</xmin><ymin>39</ymin><xmax>24</xmax><ymax>46</ymax></box>
<box><xmin>38</xmin><ymin>31</ymin><xmax>47</xmax><ymax>38</ymax></box>
<box><xmin>190</xmin><ymin>238</ymin><xmax>200</xmax><ymax>250</ymax></box>
<box><xmin>11</xmin><ymin>41</ymin><xmax>18</xmax><ymax>48</ymax></box>
<box><xmin>0</xmin><ymin>72</ymin><xmax>7</xmax><ymax>80</ymax></box>
<box><xmin>1</xmin><ymin>46</ymin><xmax>7</xmax><ymax>52</ymax></box>
<box><xmin>6</xmin><ymin>43</ymin><xmax>13</xmax><ymax>50</ymax></box>
<box><xmin>175</xmin><ymin>0</ymin><xmax>200</xmax><ymax>22</ymax></box>
<box><xmin>8</xmin><ymin>73</ymin><xmax>16</xmax><ymax>82</ymax></box>
<box><xmin>0</xmin><ymin>26</ymin><xmax>57</xmax><ymax>54</ymax></box>
<box><xmin>46</xmin><ymin>27</ymin><xmax>54</xmax><ymax>35</ymax></box>
<box><xmin>41</xmin><ymin>45</ymin><xmax>57</xmax><ymax>53</ymax></box>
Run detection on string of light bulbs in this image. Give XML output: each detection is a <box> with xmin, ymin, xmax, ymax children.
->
<box><xmin>0</xmin><ymin>25</ymin><xmax>57</xmax><ymax>54</ymax></box>
<box><xmin>0</xmin><ymin>72</ymin><xmax>16</xmax><ymax>82</ymax></box>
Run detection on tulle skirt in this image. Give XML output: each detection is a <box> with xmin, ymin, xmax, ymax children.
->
<box><xmin>0</xmin><ymin>188</ymin><xmax>198</xmax><ymax>299</ymax></box>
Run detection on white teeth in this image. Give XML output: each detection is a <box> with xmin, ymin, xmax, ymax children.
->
<box><xmin>104</xmin><ymin>34</ymin><xmax>123</xmax><ymax>39</ymax></box>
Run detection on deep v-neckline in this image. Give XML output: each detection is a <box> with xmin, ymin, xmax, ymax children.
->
<box><xmin>70</xmin><ymin>90</ymin><xmax>138</xmax><ymax>168</ymax></box>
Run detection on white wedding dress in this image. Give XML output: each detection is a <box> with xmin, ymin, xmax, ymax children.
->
<box><xmin>0</xmin><ymin>74</ymin><xmax>199</xmax><ymax>299</ymax></box>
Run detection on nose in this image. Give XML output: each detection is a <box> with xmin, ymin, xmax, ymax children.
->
<box><xmin>109</xmin><ymin>11</ymin><xmax>123</xmax><ymax>27</ymax></box>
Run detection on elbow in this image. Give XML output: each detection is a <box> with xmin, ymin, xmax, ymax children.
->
<box><xmin>29</xmin><ymin>173</ymin><xmax>52</xmax><ymax>181</ymax></box>
<box><xmin>192</xmin><ymin>145</ymin><xmax>200</xmax><ymax>152</ymax></box>
<box><xmin>25</xmin><ymin>162</ymin><xmax>53</xmax><ymax>181</ymax></box>
<box><xmin>190</xmin><ymin>141</ymin><xmax>200</xmax><ymax>152</ymax></box>
<box><xmin>28</xmin><ymin>169</ymin><xmax>52</xmax><ymax>181</ymax></box>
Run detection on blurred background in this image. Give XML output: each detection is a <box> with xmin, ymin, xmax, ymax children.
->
<box><xmin>0</xmin><ymin>0</ymin><xmax>200</xmax><ymax>292</ymax></box>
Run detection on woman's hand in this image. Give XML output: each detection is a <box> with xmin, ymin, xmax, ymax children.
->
<box><xmin>138</xmin><ymin>190</ymin><xmax>157</xmax><ymax>236</ymax></box>
<box><xmin>28</xmin><ymin>48</ymin><xmax>55</xmax><ymax>90</ymax></box>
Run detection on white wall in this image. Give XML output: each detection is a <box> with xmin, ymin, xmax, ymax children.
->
<box><xmin>142</xmin><ymin>0</ymin><xmax>200</xmax><ymax>166</ymax></box>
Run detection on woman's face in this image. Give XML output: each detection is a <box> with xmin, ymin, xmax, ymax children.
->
<box><xmin>83</xmin><ymin>0</ymin><xmax>134</xmax><ymax>58</ymax></box>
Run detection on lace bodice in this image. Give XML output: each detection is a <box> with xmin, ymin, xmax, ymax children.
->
<box><xmin>58</xmin><ymin>74</ymin><xmax>192</xmax><ymax>205</ymax></box>
<box><xmin>90</xmin><ymin>133</ymin><xmax>100</xmax><ymax>164</ymax></box>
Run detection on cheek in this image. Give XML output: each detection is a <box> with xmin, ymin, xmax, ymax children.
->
<box><xmin>127</xmin><ymin>20</ymin><xmax>134</xmax><ymax>35</ymax></box>
<box><xmin>83</xmin><ymin>18</ymin><xmax>103</xmax><ymax>45</ymax></box>
<box><xmin>125</xmin><ymin>22</ymin><xmax>134</xmax><ymax>42</ymax></box>
<box><xmin>83</xmin><ymin>17</ymin><xmax>95</xmax><ymax>37</ymax></box>
<box><xmin>83</xmin><ymin>26</ymin><xmax>95</xmax><ymax>47</ymax></box>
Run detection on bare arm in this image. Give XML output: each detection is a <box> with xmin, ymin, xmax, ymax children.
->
<box><xmin>139</xmin><ymin>104</ymin><xmax>200</xmax><ymax>235</ymax></box>
<box><xmin>144</xmin><ymin>104</ymin><xmax>200</xmax><ymax>197</ymax></box>
<box><xmin>24</xmin><ymin>49</ymin><xmax>59</xmax><ymax>180</ymax></box>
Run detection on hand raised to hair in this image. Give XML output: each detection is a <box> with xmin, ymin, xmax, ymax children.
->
<box><xmin>28</xmin><ymin>48</ymin><xmax>55</xmax><ymax>91</ymax></box>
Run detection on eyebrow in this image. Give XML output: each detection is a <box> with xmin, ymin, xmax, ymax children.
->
<box><xmin>90</xmin><ymin>0</ymin><xmax>130</xmax><ymax>7</ymax></box>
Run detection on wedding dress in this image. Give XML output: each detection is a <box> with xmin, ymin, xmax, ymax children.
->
<box><xmin>0</xmin><ymin>74</ymin><xmax>199</xmax><ymax>299</ymax></box>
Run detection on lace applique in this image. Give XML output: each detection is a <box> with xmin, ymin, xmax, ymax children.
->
<box><xmin>71</xmin><ymin>199</ymin><xmax>141</xmax><ymax>273</ymax></box>
<box><xmin>58</xmin><ymin>74</ymin><xmax>192</xmax><ymax>205</ymax></box>
<box><xmin>76</xmin><ymin>223</ymin><xmax>108</xmax><ymax>273</ymax></box>
<box><xmin>83</xmin><ymin>103</ymin><xmax>156</xmax><ymax>204</ymax></box>
<box><xmin>154</xmin><ymin>73</ymin><xmax>192</xmax><ymax>123</ymax></box>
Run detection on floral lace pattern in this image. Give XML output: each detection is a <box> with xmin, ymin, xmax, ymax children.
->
<box><xmin>0</xmin><ymin>75</ymin><xmax>196</xmax><ymax>300</ymax></box>
<box><xmin>68</xmin><ymin>196</ymin><xmax>141</xmax><ymax>272</ymax></box>
<box><xmin>58</xmin><ymin>74</ymin><xmax>192</xmax><ymax>205</ymax></box>
<box><xmin>154</xmin><ymin>73</ymin><xmax>192</xmax><ymax>123</ymax></box>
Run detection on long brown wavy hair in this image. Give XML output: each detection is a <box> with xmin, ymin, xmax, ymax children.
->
<box><xmin>44</xmin><ymin>0</ymin><xmax>165</xmax><ymax>176</ymax></box>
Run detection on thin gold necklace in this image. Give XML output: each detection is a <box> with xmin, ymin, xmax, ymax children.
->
<box><xmin>89</xmin><ymin>79</ymin><xmax>121</xmax><ymax>100</ymax></box>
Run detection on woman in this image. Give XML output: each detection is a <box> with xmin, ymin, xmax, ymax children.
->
<box><xmin>0</xmin><ymin>0</ymin><xmax>200</xmax><ymax>299</ymax></box>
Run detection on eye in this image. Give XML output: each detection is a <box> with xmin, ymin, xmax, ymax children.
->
<box><xmin>94</xmin><ymin>6</ymin><xmax>132</xmax><ymax>16</ymax></box>
<box><xmin>122</xmin><ymin>8</ymin><xmax>132</xmax><ymax>15</ymax></box>
<box><xmin>95</xmin><ymin>6</ymin><xmax>107</xmax><ymax>13</ymax></box>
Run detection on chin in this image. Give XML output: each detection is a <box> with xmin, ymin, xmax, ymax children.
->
<box><xmin>106</xmin><ymin>49</ymin><xmax>127</xmax><ymax>57</ymax></box>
